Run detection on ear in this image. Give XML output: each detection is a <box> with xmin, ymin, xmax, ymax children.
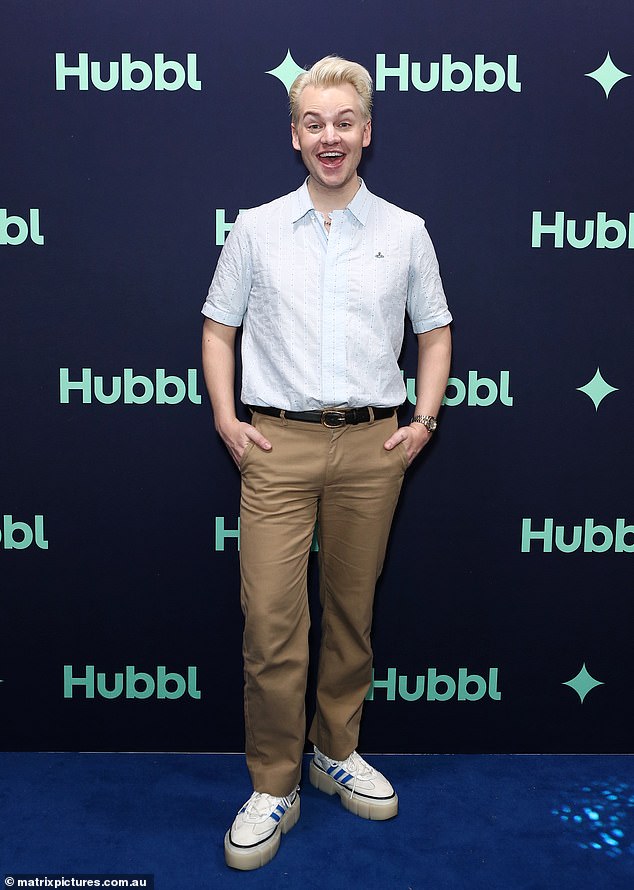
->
<box><xmin>291</xmin><ymin>122</ymin><xmax>300</xmax><ymax>151</ymax></box>
<box><xmin>362</xmin><ymin>118</ymin><xmax>372</xmax><ymax>148</ymax></box>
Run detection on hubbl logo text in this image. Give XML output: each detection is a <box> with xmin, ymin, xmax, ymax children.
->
<box><xmin>55</xmin><ymin>53</ymin><xmax>201</xmax><ymax>91</ymax></box>
<box><xmin>375</xmin><ymin>53</ymin><xmax>521</xmax><ymax>92</ymax></box>
<box><xmin>366</xmin><ymin>667</ymin><xmax>501</xmax><ymax>702</ymax></box>
<box><xmin>521</xmin><ymin>518</ymin><xmax>634</xmax><ymax>553</ymax></box>
<box><xmin>64</xmin><ymin>665</ymin><xmax>201</xmax><ymax>699</ymax></box>
<box><xmin>404</xmin><ymin>371</ymin><xmax>513</xmax><ymax>408</ymax></box>
<box><xmin>59</xmin><ymin>368</ymin><xmax>202</xmax><ymax>405</ymax></box>
<box><xmin>0</xmin><ymin>209</ymin><xmax>44</xmax><ymax>245</ymax></box>
<box><xmin>532</xmin><ymin>212</ymin><xmax>634</xmax><ymax>249</ymax></box>
<box><xmin>1</xmin><ymin>515</ymin><xmax>48</xmax><ymax>550</ymax></box>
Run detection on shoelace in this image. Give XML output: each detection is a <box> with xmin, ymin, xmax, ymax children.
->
<box><xmin>243</xmin><ymin>790</ymin><xmax>295</xmax><ymax>823</ymax></box>
<box><xmin>338</xmin><ymin>751</ymin><xmax>374</xmax><ymax>800</ymax></box>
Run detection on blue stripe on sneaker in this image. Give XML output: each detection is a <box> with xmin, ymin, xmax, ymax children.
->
<box><xmin>334</xmin><ymin>769</ymin><xmax>346</xmax><ymax>780</ymax></box>
<box><xmin>340</xmin><ymin>774</ymin><xmax>353</xmax><ymax>784</ymax></box>
<box><xmin>270</xmin><ymin>812</ymin><xmax>280</xmax><ymax>823</ymax></box>
<box><xmin>327</xmin><ymin>765</ymin><xmax>337</xmax><ymax>775</ymax></box>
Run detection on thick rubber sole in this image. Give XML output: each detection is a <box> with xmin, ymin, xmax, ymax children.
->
<box><xmin>309</xmin><ymin>760</ymin><xmax>399</xmax><ymax>820</ymax></box>
<box><xmin>224</xmin><ymin>794</ymin><xmax>300</xmax><ymax>871</ymax></box>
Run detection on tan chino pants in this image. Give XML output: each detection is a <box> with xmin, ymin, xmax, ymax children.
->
<box><xmin>239</xmin><ymin>411</ymin><xmax>407</xmax><ymax>796</ymax></box>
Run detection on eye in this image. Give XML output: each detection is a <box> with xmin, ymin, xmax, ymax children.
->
<box><xmin>306</xmin><ymin>123</ymin><xmax>322</xmax><ymax>131</ymax></box>
<box><xmin>338</xmin><ymin>121</ymin><xmax>352</xmax><ymax>128</ymax></box>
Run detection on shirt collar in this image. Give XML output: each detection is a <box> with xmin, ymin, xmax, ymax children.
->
<box><xmin>291</xmin><ymin>177</ymin><xmax>373</xmax><ymax>226</ymax></box>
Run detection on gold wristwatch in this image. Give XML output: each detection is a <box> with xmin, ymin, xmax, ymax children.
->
<box><xmin>411</xmin><ymin>414</ymin><xmax>437</xmax><ymax>433</ymax></box>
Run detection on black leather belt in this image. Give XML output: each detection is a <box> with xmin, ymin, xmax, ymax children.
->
<box><xmin>248</xmin><ymin>405</ymin><xmax>396</xmax><ymax>429</ymax></box>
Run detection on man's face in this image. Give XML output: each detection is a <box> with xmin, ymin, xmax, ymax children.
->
<box><xmin>291</xmin><ymin>83</ymin><xmax>371</xmax><ymax>195</ymax></box>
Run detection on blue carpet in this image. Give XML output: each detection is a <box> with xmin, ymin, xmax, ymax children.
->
<box><xmin>1</xmin><ymin>753</ymin><xmax>633</xmax><ymax>889</ymax></box>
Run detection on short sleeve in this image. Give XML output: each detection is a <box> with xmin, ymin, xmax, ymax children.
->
<box><xmin>201</xmin><ymin>211</ymin><xmax>252</xmax><ymax>327</ymax></box>
<box><xmin>406</xmin><ymin>219</ymin><xmax>452</xmax><ymax>334</ymax></box>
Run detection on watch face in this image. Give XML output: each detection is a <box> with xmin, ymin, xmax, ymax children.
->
<box><xmin>428</xmin><ymin>417</ymin><xmax>438</xmax><ymax>431</ymax></box>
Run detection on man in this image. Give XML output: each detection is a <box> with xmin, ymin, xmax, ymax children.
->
<box><xmin>202</xmin><ymin>56</ymin><xmax>452</xmax><ymax>870</ymax></box>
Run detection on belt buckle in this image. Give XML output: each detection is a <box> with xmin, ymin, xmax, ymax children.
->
<box><xmin>321</xmin><ymin>409</ymin><xmax>347</xmax><ymax>429</ymax></box>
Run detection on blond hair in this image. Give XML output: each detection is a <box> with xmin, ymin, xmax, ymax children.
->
<box><xmin>289</xmin><ymin>56</ymin><xmax>373</xmax><ymax>124</ymax></box>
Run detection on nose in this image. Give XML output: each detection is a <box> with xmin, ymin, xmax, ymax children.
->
<box><xmin>321</xmin><ymin>123</ymin><xmax>340</xmax><ymax>144</ymax></box>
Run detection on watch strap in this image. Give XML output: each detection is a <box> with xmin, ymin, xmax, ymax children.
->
<box><xmin>411</xmin><ymin>414</ymin><xmax>437</xmax><ymax>433</ymax></box>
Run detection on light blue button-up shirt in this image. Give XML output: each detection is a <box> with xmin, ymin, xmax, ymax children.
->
<box><xmin>202</xmin><ymin>179</ymin><xmax>451</xmax><ymax>410</ymax></box>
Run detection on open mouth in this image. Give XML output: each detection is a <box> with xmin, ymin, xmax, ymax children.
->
<box><xmin>318</xmin><ymin>151</ymin><xmax>345</xmax><ymax>168</ymax></box>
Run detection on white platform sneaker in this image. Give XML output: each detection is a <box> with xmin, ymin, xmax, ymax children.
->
<box><xmin>224</xmin><ymin>787</ymin><xmax>300</xmax><ymax>870</ymax></box>
<box><xmin>310</xmin><ymin>747</ymin><xmax>398</xmax><ymax>820</ymax></box>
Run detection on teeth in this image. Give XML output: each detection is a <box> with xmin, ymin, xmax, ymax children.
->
<box><xmin>320</xmin><ymin>152</ymin><xmax>343</xmax><ymax>158</ymax></box>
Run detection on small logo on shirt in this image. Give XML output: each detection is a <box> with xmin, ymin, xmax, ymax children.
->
<box><xmin>375</xmin><ymin>251</ymin><xmax>385</xmax><ymax>258</ymax></box>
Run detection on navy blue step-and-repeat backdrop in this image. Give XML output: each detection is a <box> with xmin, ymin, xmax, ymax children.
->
<box><xmin>1</xmin><ymin>0</ymin><xmax>632</xmax><ymax>753</ymax></box>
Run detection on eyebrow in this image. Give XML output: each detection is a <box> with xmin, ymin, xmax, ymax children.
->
<box><xmin>302</xmin><ymin>107</ymin><xmax>358</xmax><ymax>120</ymax></box>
